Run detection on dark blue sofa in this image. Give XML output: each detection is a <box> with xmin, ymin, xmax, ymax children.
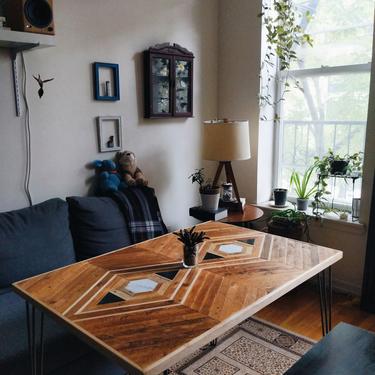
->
<box><xmin>0</xmin><ymin>196</ymin><xmax>143</xmax><ymax>375</ymax></box>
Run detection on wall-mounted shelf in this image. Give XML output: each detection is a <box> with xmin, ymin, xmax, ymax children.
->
<box><xmin>0</xmin><ymin>29</ymin><xmax>55</xmax><ymax>116</ymax></box>
<box><xmin>0</xmin><ymin>29</ymin><xmax>55</xmax><ymax>49</ymax></box>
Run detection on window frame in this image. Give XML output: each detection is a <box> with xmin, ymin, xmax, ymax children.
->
<box><xmin>273</xmin><ymin>62</ymin><xmax>372</xmax><ymax>209</ymax></box>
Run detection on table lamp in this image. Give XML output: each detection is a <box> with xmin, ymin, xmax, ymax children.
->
<box><xmin>202</xmin><ymin>119</ymin><xmax>251</xmax><ymax>212</ymax></box>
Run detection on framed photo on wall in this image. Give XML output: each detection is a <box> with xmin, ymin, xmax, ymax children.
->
<box><xmin>93</xmin><ymin>62</ymin><xmax>120</xmax><ymax>101</ymax></box>
<box><xmin>97</xmin><ymin>116</ymin><xmax>122</xmax><ymax>153</ymax></box>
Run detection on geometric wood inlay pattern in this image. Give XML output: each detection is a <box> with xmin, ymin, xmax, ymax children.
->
<box><xmin>13</xmin><ymin>221</ymin><xmax>343</xmax><ymax>375</ymax></box>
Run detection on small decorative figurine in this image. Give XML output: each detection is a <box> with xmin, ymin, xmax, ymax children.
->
<box><xmin>117</xmin><ymin>151</ymin><xmax>148</xmax><ymax>186</ymax></box>
<box><xmin>33</xmin><ymin>74</ymin><xmax>54</xmax><ymax>98</ymax></box>
<box><xmin>107</xmin><ymin>136</ymin><xmax>114</xmax><ymax>148</ymax></box>
<box><xmin>105</xmin><ymin>81</ymin><xmax>111</xmax><ymax>96</ymax></box>
<box><xmin>93</xmin><ymin>159</ymin><xmax>125</xmax><ymax>193</ymax></box>
<box><xmin>222</xmin><ymin>183</ymin><xmax>233</xmax><ymax>202</ymax></box>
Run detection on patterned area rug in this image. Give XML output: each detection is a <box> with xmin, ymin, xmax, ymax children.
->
<box><xmin>169</xmin><ymin>318</ymin><xmax>315</xmax><ymax>375</ymax></box>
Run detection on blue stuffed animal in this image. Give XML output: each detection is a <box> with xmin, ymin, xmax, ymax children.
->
<box><xmin>93</xmin><ymin>159</ymin><xmax>126</xmax><ymax>193</ymax></box>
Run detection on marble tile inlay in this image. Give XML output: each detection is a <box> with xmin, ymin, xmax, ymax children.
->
<box><xmin>219</xmin><ymin>244</ymin><xmax>244</xmax><ymax>254</ymax></box>
<box><xmin>124</xmin><ymin>279</ymin><xmax>158</xmax><ymax>294</ymax></box>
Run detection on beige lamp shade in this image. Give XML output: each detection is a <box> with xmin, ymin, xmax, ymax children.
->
<box><xmin>202</xmin><ymin>119</ymin><xmax>251</xmax><ymax>161</ymax></box>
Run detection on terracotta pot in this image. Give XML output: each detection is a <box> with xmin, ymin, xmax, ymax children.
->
<box><xmin>183</xmin><ymin>245</ymin><xmax>198</xmax><ymax>268</ymax></box>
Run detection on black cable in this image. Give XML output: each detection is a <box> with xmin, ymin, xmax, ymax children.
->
<box><xmin>21</xmin><ymin>52</ymin><xmax>33</xmax><ymax>207</ymax></box>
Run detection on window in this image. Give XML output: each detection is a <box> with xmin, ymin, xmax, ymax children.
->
<box><xmin>275</xmin><ymin>0</ymin><xmax>374</xmax><ymax>207</ymax></box>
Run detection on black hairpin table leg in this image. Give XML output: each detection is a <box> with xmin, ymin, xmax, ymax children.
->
<box><xmin>26</xmin><ymin>302</ymin><xmax>45</xmax><ymax>375</ymax></box>
<box><xmin>317</xmin><ymin>267</ymin><xmax>332</xmax><ymax>336</ymax></box>
<box><xmin>210</xmin><ymin>338</ymin><xmax>218</xmax><ymax>347</ymax></box>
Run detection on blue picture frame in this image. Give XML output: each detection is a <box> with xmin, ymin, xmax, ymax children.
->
<box><xmin>93</xmin><ymin>62</ymin><xmax>120</xmax><ymax>101</ymax></box>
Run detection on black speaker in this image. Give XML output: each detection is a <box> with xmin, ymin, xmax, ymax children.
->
<box><xmin>4</xmin><ymin>0</ymin><xmax>55</xmax><ymax>35</ymax></box>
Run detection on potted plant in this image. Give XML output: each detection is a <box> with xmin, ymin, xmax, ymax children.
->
<box><xmin>189</xmin><ymin>168</ymin><xmax>220</xmax><ymax>211</ymax></box>
<box><xmin>267</xmin><ymin>208</ymin><xmax>310</xmax><ymax>241</ymax></box>
<box><xmin>327</xmin><ymin>150</ymin><xmax>348</xmax><ymax>175</ymax></box>
<box><xmin>315</xmin><ymin>149</ymin><xmax>364</xmax><ymax>176</ymax></box>
<box><xmin>273</xmin><ymin>188</ymin><xmax>288</xmax><ymax>207</ymax></box>
<box><xmin>346</xmin><ymin>152</ymin><xmax>363</xmax><ymax>177</ymax></box>
<box><xmin>174</xmin><ymin>226</ymin><xmax>209</xmax><ymax>268</ymax></box>
<box><xmin>258</xmin><ymin>0</ymin><xmax>313</xmax><ymax>121</ymax></box>
<box><xmin>312</xmin><ymin>150</ymin><xmax>363</xmax><ymax>217</ymax></box>
<box><xmin>290</xmin><ymin>166</ymin><xmax>317</xmax><ymax>211</ymax></box>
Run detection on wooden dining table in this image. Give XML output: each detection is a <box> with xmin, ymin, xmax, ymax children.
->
<box><xmin>13</xmin><ymin>221</ymin><xmax>342</xmax><ymax>375</ymax></box>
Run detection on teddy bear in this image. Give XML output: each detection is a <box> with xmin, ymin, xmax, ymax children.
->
<box><xmin>117</xmin><ymin>151</ymin><xmax>148</xmax><ymax>186</ymax></box>
<box><xmin>93</xmin><ymin>159</ymin><xmax>126</xmax><ymax>193</ymax></box>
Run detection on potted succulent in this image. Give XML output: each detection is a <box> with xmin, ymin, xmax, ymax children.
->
<box><xmin>290</xmin><ymin>166</ymin><xmax>317</xmax><ymax>211</ymax></box>
<box><xmin>189</xmin><ymin>168</ymin><xmax>220</xmax><ymax>211</ymax></box>
<box><xmin>267</xmin><ymin>208</ymin><xmax>310</xmax><ymax>241</ymax></box>
<box><xmin>174</xmin><ymin>226</ymin><xmax>209</xmax><ymax>268</ymax></box>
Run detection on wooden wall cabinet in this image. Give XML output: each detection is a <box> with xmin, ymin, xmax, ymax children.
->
<box><xmin>144</xmin><ymin>43</ymin><xmax>194</xmax><ymax>118</ymax></box>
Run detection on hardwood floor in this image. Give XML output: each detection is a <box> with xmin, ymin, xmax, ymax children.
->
<box><xmin>256</xmin><ymin>282</ymin><xmax>375</xmax><ymax>341</ymax></box>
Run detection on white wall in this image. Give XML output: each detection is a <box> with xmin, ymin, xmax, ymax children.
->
<box><xmin>0</xmin><ymin>0</ymin><xmax>219</xmax><ymax>230</ymax></box>
<box><xmin>217</xmin><ymin>0</ymin><xmax>263</xmax><ymax>203</ymax></box>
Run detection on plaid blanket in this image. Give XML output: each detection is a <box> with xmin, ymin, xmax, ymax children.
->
<box><xmin>110</xmin><ymin>187</ymin><xmax>167</xmax><ymax>243</ymax></box>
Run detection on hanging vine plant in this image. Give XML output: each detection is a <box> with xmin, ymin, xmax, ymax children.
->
<box><xmin>258</xmin><ymin>0</ymin><xmax>313</xmax><ymax>121</ymax></box>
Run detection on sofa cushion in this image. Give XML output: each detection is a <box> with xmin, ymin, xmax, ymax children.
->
<box><xmin>67</xmin><ymin>196</ymin><xmax>132</xmax><ymax>261</ymax></box>
<box><xmin>49</xmin><ymin>351</ymin><xmax>125</xmax><ymax>375</ymax></box>
<box><xmin>0</xmin><ymin>198</ymin><xmax>76</xmax><ymax>287</ymax></box>
<box><xmin>0</xmin><ymin>290</ymin><xmax>90</xmax><ymax>375</ymax></box>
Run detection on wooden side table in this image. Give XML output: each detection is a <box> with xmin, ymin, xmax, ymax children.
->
<box><xmin>219</xmin><ymin>204</ymin><xmax>264</xmax><ymax>228</ymax></box>
<box><xmin>190</xmin><ymin>204</ymin><xmax>264</xmax><ymax>228</ymax></box>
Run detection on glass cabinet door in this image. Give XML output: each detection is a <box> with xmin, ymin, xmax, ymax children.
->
<box><xmin>174</xmin><ymin>58</ymin><xmax>192</xmax><ymax>115</ymax></box>
<box><xmin>151</xmin><ymin>56</ymin><xmax>172</xmax><ymax>115</ymax></box>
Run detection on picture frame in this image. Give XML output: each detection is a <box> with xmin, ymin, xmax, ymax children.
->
<box><xmin>97</xmin><ymin>116</ymin><xmax>122</xmax><ymax>153</ymax></box>
<box><xmin>93</xmin><ymin>62</ymin><xmax>120</xmax><ymax>101</ymax></box>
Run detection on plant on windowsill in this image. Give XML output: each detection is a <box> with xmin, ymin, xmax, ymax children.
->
<box><xmin>258</xmin><ymin>0</ymin><xmax>313</xmax><ymax>121</ymax></box>
<box><xmin>314</xmin><ymin>149</ymin><xmax>363</xmax><ymax>176</ymax></box>
<box><xmin>189</xmin><ymin>168</ymin><xmax>220</xmax><ymax>212</ymax></box>
<box><xmin>289</xmin><ymin>165</ymin><xmax>317</xmax><ymax>211</ymax></box>
<box><xmin>311</xmin><ymin>150</ymin><xmax>363</xmax><ymax>217</ymax></box>
<box><xmin>174</xmin><ymin>226</ymin><xmax>209</xmax><ymax>268</ymax></box>
<box><xmin>267</xmin><ymin>208</ymin><xmax>310</xmax><ymax>241</ymax></box>
<box><xmin>312</xmin><ymin>153</ymin><xmax>335</xmax><ymax>217</ymax></box>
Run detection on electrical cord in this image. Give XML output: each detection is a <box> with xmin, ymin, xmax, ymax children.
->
<box><xmin>21</xmin><ymin>52</ymin><xmax>33</xmax><ymax>207</ymax></box>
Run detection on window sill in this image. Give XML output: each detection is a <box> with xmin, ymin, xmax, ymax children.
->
<box><xmin>256</xmin><ymin>201</ymin><xmax>366</xmax><ymax>235</ymax></box>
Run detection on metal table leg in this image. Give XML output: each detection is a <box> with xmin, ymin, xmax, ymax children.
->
<box><xmin>26</xmin><ymin>302</ymin><xmax>45</xmax><ymax>375</ymax></box>
<box><xmin>317</xmin><ymin>267</ymin><xmax>332</xmax><ymax>336</ymax></box>
<box><xmin>210</xmin><ymin>338</ymin><xmax>218</xmax><ymax>347</ymax></box>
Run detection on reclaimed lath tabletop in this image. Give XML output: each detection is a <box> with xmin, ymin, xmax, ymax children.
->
<box><xmin>13</xmin><ymin>221</ymin><xmax>342</xmax><ymax>375</ymax></box>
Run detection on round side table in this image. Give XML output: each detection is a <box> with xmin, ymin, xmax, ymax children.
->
<box><xmin>219</xmin><ymin>204</ymin><xmax>264</xmax><ymax>228</ymax></box>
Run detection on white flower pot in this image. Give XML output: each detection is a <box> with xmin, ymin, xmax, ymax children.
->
<box><xmin>200</xmin><ymin>193</ymin><xmax>220</xmax><ymax>212</ymax></box>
